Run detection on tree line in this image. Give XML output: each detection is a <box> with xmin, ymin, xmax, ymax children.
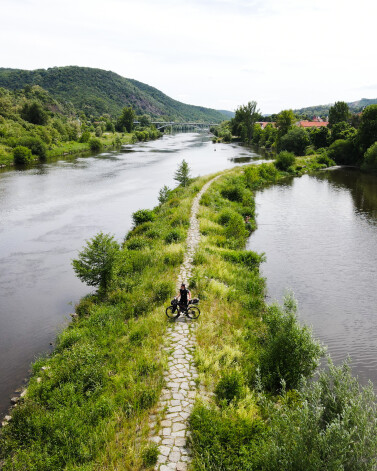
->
<box><xmin>212</xmin><ymin>100</ymin><xmax>377</xmax><ymax>171</ymax></box>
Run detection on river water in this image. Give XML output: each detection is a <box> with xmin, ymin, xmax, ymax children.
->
<box><xmin>0</xmin><ymin>132</ymin><xmax>263</xmax><ymax>416</ymax></box>
<box><xmin>247</xmin><ymin>168</ymin><xmax>377</xmax><ymax>387</ymax></box>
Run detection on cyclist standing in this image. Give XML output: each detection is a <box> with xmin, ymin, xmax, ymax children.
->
<box><xmin>175</xmin><ymin>283</ymin><xmax>191</xmax><ymax>311</ymax></box>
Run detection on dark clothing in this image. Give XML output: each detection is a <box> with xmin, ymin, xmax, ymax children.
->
<box><xmin>179</xmin><ymin>288</ymin><xmax>189</xmax><ymax>306</ymax></box>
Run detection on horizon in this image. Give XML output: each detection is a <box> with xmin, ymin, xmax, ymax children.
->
<box><xmin>1</xmin><ymin>0</ymin><xmax>377</xmax><ymax>114</ymax></box>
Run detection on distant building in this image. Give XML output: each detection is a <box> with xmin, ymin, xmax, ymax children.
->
<box><xmin>296</xmin><ymin>120</ymin><xmax>329</xmax><ymax>128</ymax></box>
<box><xmin>256</xmin><ymin>122</ymin><xmax>276</xmax><ymax>129</ymax></box>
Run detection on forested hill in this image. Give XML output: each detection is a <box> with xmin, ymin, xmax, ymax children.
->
<box><xmin>294</xmin><ymin>97</ymin><xmax>377</xmax><ymax>116</ymax></box>
<box><xmin>0</xmin><ymin>66</ymin><xmax>227</xmax><ymax>122</ymax></box>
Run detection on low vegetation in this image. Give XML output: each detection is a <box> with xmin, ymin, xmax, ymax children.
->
<box><xmin>1</xmin><ymin>162</ymin><xmax>376</xmax><ymax>469</ymax></box>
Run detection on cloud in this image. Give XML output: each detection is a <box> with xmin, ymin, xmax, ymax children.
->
<box><xmin>1</xmin><ymin>0</ymin><xmax>377</xmax><ymax>113</ymax></box>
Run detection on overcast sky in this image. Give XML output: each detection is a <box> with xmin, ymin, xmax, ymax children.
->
<box><xmin>1</xmin><ymin>0</ymin><xmax>376</xmax><ymax>113</ymax></box>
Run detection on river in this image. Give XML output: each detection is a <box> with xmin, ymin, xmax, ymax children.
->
<box><xmin>0</xmin><ymin>132</ymin><xmax>263</xmax><ymax>416</ymax></box>
<box><xmin>247</xmin><ymin>168</ymin><xmax>377</xmax><ymax>387</ymax></box>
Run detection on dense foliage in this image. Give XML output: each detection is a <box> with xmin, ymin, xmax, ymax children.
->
<box><xmin>0</xmin><ymin>66</ymin><xmax>227</xmax><ymax>122</ymax></box>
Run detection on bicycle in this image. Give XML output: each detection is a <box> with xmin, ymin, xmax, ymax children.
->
<box><xmin>166</xmin><ymin>298</ymin><xmax>200</xmax><ymax>320</ymax></box>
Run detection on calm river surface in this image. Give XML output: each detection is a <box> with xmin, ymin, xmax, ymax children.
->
<box><xmin>0</xmin><ymin>132</ymin><xmax>263</xmax><ymax>416</ymax></box>
<box><xmin>247</xmin><ymin>168</ymin><xmax>377</xmax><ymax>387</ymax></box>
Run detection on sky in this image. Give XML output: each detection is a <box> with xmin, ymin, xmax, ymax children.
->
<box><xmin>1</xmin><ymin>0</ymin><xmax>377</xmax><ymax>114</ymax></box>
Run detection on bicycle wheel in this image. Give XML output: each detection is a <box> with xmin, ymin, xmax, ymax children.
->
<box><xmin>166</xmin><ymin>306</ymin><xmax>180</xmax><ymax>319</ymax></box>
<box><xmin>187</xmin><ymin>306</ymin><xmax>200</xmax><ymax>319</ymax></box>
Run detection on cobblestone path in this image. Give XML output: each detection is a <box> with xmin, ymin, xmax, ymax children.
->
<box><xmin>148</xmin><ymin>177</ymin><xmax>219</xmax><ymax>471</ymax></box>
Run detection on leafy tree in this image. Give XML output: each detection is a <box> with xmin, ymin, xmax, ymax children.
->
<box><xmin>279</xmin><ymin>127</ymin><xmax>310</xmax><ymax>155</ymax></box>
<box><xmin>174</xmin><ymin>159</ymin><xmax>191</xmax><ymax>187</ymax></box>
<box><xmin>232</xmin><ymin>101</ymin><xmax>260</xmax><ymax>142</ymax></box>
<box><xmin>13</xmin><ymin>145</ymin><xmax>33</xmax><ymax>165</ymax></box>
<box><xmin>116</xmin><ymin>106</ymin><xmax>136</xmax><ymax>133</ymax></box>
<box><xmin>329</xmin><ymin>101</ymin><xmax>350</xmax><ymax>128</ymax></box>
<box><xmin>330</xmin><ymin>121</ymin><xmax>356</xmax><ymax>143</ymax></box>
<box><xmin>80</xmin><ymin>130</ymin><xmax>91</xmax><ymax>143</ymax></box>
<box><xmin>158</xmin><ymin>185</ymin><xmax>171</xmax><ymax>204</ymax></box>
<box><xmin>95</xmin><ymin>126</ymin><xmax>103</xmax><ymax>137</ymax></box>
<box><xmin>21</xmin><ymin>101</ymin><xmax>48</xmax><ymax>125</ymax></box>
<box><xmin>309</xmin><ymin>126</ymin><xmax>330</xmax><ymax>148</ymax></box>
<box><xmin>138</xmin><ymin>114</ymin><xmax>151</xmax><ymax>127</ymax></box>
<box><xmin>72</xmin><ymin>232</ymin><xmax>119</xmax><ymax>295</ymax></box>
<box><xmin>276</xmin><ymin>109</ymin><xmax>295</xmax><ymax>137</ymax></box>
<box><xmin>16</xmin><ymin>136</ymin><xmax>47</xmax><ymax>161</ymax></box>
<box><xmin>358</xmin><ymin>104</ymin><xmax>377</xmax><ymax>152</ymax></box>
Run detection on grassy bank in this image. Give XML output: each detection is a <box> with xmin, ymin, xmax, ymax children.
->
<box><xmin>1</xmin><ymin>162</ymin><xmax>377</xmax><ymax>470</ymax></box>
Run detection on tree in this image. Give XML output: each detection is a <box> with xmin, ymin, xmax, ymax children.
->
<box><xmin>232</xmin><ymin>101</ymin><xmax>260</xmax><ymax>142</ymax></box>
<box><xmin>174</xmin><ymin>159</ymin><xmax>191</xmax><ymax>187</ymax></box>
<box><xmin>358</xmin><ymin>104</ymin><xmax>377</xmax><ymax>152</ymax></box>
<box><xmin>279</xmin><ymin>127</ymin><xmax>310</xmax><ymax>155</ymax></box>
<box><xmin>21</xmin><ymin>101</ymin><xmax>48</xmax><ymax>125</ymax></box>
<box><xmin>362</xmin><ymin>142</ymin><xmax>377</xmax><ymax>171</ymax></box>
<box><xmin>329</xmin><ymin>101</ymin><xmax>350</xmax><ymax>128</ymax></box>
<box><xmin>138</xmin><ymin>114</ymin><xmax>151</xmax><ymax>127</ymax></box>
<box><xmin>276</xmin><ymin>109</ymin><xmax>295</xmax><ymax>137</ymax></box>
<box><xmin>158</xmin><ymin>185</ymin><xmax>171</xmax><ymax>204</ymax></box>
<box><xmin>330</xmin><ymin>121</ymin><xmax>356</xmax><ymax>143</ymax></box>
<box><xmin>327</xmin><ymin>139</ymin><xmax>356</xmax><ymax>165</ymax></box>
<box><xmin>116</xmin><ymin>106</ymin><xmax>136</xmax><ymax>133</ymax></box>
<box><xmin>89</xmin><ymin>137</ymin><xmax>103</xmax><ymax>152</ymax></box>
<box><xmin>72</xmin><ymin>232</ymin><xmax>119</xmax><ymax>295</ymax></box>
<box><xmin>309</xmin><ymin>126</ymin><xmax>330</xmax><ymax>149</ymax></box>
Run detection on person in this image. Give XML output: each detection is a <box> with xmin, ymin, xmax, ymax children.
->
<box><xmin>175</xmin><ymin>283</ymin><xmax>191</xmax><ymax>312</ymax></box>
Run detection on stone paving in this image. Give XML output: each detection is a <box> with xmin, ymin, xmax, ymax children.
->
<box><xmin>149</xmin><ymin>177</ymin><xmax>219</xmax><ymax>471</ymax></box>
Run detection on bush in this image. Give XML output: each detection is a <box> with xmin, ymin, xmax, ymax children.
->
<box><xmin>362</xmin><ymin>141</ymin><xmax>377</xmax><ymax>171</ymax></box>
<box><xmin>327</xmin><ymin>138</ymin><xmax>355</xmax><ymax>165</ymax></box>
<box><xmin>258</xmin><ymin>163</ymin><xmax>279</xmax><ymax>181</ymax></box>
<box><xmin>142</xmin><ymin>444</ymin><xmax>158</xmax><ymax>467</ymax></box>
<box><xmin>316</xmin><ymin>152</ymin><xmax>335</xmax><ymax>167</ymax></box>
<box><xmin>279</xmin><ymin>127</ymin><xmax>310</xmax><ymax>155</ymax></box>
<box><xmin>221</xmin><ymin>186</ymin><xmax>243</xmax><ymax>202</ymax></box>
<box><xmin>126</xmin><ymin>237</ymin><xmax>148</xmax><ymax>251</ymax></box>
<box><xmin>218</xmin><ymin>209</ymin><xmax>235</xmax><ymax>226</ymax></box>
<box><xmin>13</xmin><ymin>145</ymin><xmax>32</xmax><ymax>165</ymax></box>
<box><xmin>215</xmin><ymin>371</ymin><xmax>243</xmax><ymax>405</ymax></box>
<box><xmin>16</xmin><ymin>137</ymin><xmax>47</xmax><ymax>161</ymax></box>
<box><xmin>258</xmin><ymin>295</ymin><xmax>324</xmax><ymax>392</ymax></box>
<box><xmin>89</xmin><ymin>137</ymin><xmax>103</xmax><ymax>152</ymax></box>
<box><xmin>165</xmin><ymin>229</ymin><xmax>183</xmax><ymax>244</ymax></box>
<box><xmin>224</xmin><ymin>213</ymin><xmax>248</xmax><ymax>247</ymax></box>
<box><xmin>79</xmin><ymin>130</ymin><xmax>90</xmax><ymax>143</ymax></box>
<box><xmin>274</xmin><ymin>151</ymin><xmax>295</xmax><ymax>171</ymax></box>
<box><xmin>132</xmin><ymin>209</ymin><xmax>155</xmax><ymax>226</ymax></box>
<box><xmin>153</xmin><ymin>280</ymin><xmax>174</xmax><ymax>302</ymax></box>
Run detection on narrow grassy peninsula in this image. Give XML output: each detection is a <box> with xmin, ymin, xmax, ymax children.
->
<box><xmin>1</xmin><ymin>163</ymin><xmax>377</xmax><ymax>470</ymax></box>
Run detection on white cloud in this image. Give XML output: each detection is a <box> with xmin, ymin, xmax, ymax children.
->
<box><xmin>1</xmin><ymin>0</ymin><xmax>376</xmax><ymax>113</ymax></box>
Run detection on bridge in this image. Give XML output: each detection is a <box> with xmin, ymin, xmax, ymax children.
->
<box><xmin>133</xmin><ymin>121</ymin><xmax>219</xmax><ymax>131</ymax></box>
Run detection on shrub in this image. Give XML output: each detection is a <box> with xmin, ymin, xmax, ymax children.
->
<box><xmin>79</xmin><ymin>130</ymin><xmax>90</xmax><ymax>143</ymax></box>
<box><xmin>158</xmin><ymin>185</ymin><xmax>171</xmax><ymax>204</ymax></box>
<box><xmin>126</xmin><ymin>237</ymin><xmax>148</xmax><ymax>251</ymax></box>
<box><xmin>153</xmin><ymin>280</ymin><xmax>174</xmax><ymax>302</ymax></box>
<box><xmin>221</xmin><ymin>186</ymin><xmax>243</xmax><ymax>202</ymax></box>
<box><xmin>274</xmin><ymin>151</ymin><xmax>295</xmax><ymax>171</ymax></box>
<box><xmin>142</xmin><ymin>444</ymin><xmax>158</xmax><ymax>467</ymax></box>
<box><xmin>258</xmin><ymin>295</ymin><xmax>324</xmax><ymax>392</ymax></box>
<box><xmin>362</xmin><ymin>141</ymin><xmax>377</xmax><ymax>171</ymax></box>
<box><xmin>132</xmin><ymin>209</ymin><xmax>155</xmax><ymax>226</ymax></box>
<box><xmin>16</xmin><ymin>137</ymin><xmax>47</xmax><ymax>161</ymax></box>
<box><xmin>95</xmin><ymin>126</ymin><xmax>102</xmax><ymax>137</ymax></box>
<box><xmin>327</xmin><ymin>138</ymin><xmax>355</xmax><ymax>165</ymax></box>
<box><xmin>75</xmin><ymin>295</ymin><xmax>96</xmax><ymax>317</ymax></box>
<box><xmin>174</xmin><ymin>159</ymin><xmax>191</xmax><ymax>187</ymax></box>
<box><xmin>222</xmin><ymin>250</ymin><xmax>265</xmax><ymax>270</ymax></box>
<box><xmin>316</xmin><ymin>153</ymin><xmax>335</xmax><ymax>167</ymax></box>
<box><xmin>13</xmin><ymin>145</ymin><xmax>32</xmax><ymax>165</ymax></box>
<box><xmin>89</xmin><ymin>137</ymin><xmax>103</xmax><ymax>152</ymax></box>
<box><xmin>218</xmin><ymin>209</ymin><xmax>235</xmax><ymax>226</ymax></box>
<box><xmin>215</xmin><ymin>370</ymin><xmax>243</xmax><ymax>405</ymax></box>
<box><xmin>224</xmin><ymin>213</ymin><xmax>248</xmax><ymax>247</ymax></box>
<box><xmin>258</xmin><ymin>163</ymin><xmax>279</xmax><ymax>181</ymax></box>
<box><xmin>165</xmin><ymin>229</ymin><xmax>183</xmax><ymax>244</ymax></box>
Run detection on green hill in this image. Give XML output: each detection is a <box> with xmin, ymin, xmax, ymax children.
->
<box><xmin>294</xmin><ymin>97</ymin><xmax>377</xmax><ymax>117</ymax></box>
<box><xmin>0</xmin><ymin>66</ymin><xmax>227</xmax><ymax>122</ymax></box>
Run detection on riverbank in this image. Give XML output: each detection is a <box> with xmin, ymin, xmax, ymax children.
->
<box><xmin>0</xmin><ymin>130</ymin><xmax>162</xmax><ymax>168</ymax></box>
<box><xmin>1</xmin><ymin>163</ymin><xmax>376</xmax><ymax>469</ymax></box>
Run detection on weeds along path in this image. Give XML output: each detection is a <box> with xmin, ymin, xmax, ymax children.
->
<box><xmin>149</xmin><ymin>176</ymin><xmax>220</xmax><ymax>471</ymax></box>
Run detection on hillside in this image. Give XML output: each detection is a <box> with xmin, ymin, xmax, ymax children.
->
<box><xmin>294</xmin><ymin>97</ymin><xmax>377</xmax><ymax>117</ymax></box>
<box><xmin>0</xmin><ymin>66</ymin><xmax>227</xmax><ymax>122</ymax></box>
